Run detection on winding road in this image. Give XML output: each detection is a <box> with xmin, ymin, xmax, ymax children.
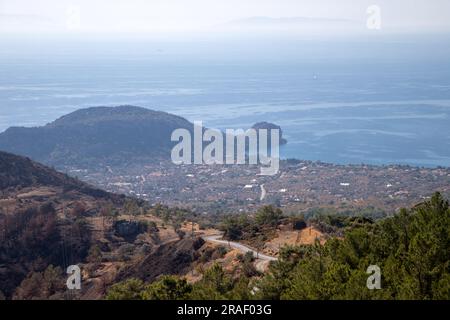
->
<box><xmin>202</xmin><ymin>234</ymin><xmax>277</xmax><ymax>262</ymax></box>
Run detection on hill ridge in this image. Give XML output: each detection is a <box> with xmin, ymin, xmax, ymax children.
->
<box><xmin>0</xmin><ymin>106</ymin><xmax>194</xmax><ymax>167</ymax></box>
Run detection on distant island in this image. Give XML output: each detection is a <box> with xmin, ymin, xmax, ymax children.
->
<box><xmin>252</xmin><ymin>121</ymin><xmax>288</xmax><ymax>146</ymax></box>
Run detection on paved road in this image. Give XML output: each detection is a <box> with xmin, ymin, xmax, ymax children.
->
<box><xmin>202</xmin><ymin>234</ymin><xmax>277</xmax><ymax>262</ymax></box>
<box><xmin>260</xmin><ymin>184</ymin><xmax>266</xmax><ymax>201</ymax></box>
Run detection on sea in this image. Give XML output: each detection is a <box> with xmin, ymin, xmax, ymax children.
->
<box><xmin>1</xmin><ymin>34</ymin><xmax>450</xmax><ymax>167</ymax></box>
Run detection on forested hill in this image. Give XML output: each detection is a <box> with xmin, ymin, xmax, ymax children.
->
<box><xmin>0</xmin><ymin>150</ymin><xmax>118</xmax><ymax>200</ymax></box>
<box><xmin>0</xmin><ymin>106</ymin><xmax>194</xmax><ymax>167</ymax></box>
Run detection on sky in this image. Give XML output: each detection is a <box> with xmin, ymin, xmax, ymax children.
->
<box><xmin>1</xmin><ymin>0</ymin><xmax>450</xmax><ymax>36</ymax></box>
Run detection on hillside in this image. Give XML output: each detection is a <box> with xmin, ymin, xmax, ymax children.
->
<box><xmin>1</xmin><ymin>152</ymin><xmax>448</xmax><ymax>300</ymax></box>
<box><xmin>218</xmin><ymin>16</ymin><xmax>362</xmax><ymax>34</ymax></box>
<box><xmin>0</xmin><ymin>151</ymin><xmax>125</xmax><ymax>298</ymax></box>
<box><xmin>0</xmin><ymin>151</ymin><xmax>126</xmax><ymax>205</ymax></box>
<box><xmin>0</xmin><ymin>151</ymin><xmax>95</xmax><ymax>193</ymax></box>
<box><xmin>0</xmin><ymin>151</ymin><xmax>236</xmax><ymax>300</ymax></box>
<box><xmin>0</xmin><ymin>106</ymin><xmax>194</xmax><ymax>167</ymax></box>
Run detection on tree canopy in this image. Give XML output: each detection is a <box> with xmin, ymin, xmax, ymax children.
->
<box><xmin>106</xmin><ymin>193</ymin><xmax>450</xmax><ymax>300</ymax></box>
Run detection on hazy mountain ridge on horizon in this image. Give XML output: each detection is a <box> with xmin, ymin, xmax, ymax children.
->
<box><xmin>225</xmin><ymin>16</ymin><xmax>360</xmax><ymax>25</ymax></box>
<box><xmin>215</xmin><ymin>15</ymin><xmax>365</xmax><ymax>34</ymax></box>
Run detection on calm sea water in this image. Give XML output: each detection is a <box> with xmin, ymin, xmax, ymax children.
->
<box><xmin>1</xmin><ymin>35</ymin><xmax>450</xmax><ymax>167</ymax></box>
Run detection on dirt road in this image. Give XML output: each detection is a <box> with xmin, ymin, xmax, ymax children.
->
<box><xmin>202</xmin><ymin>234</ymin><xmax>277</xmax><ymax>262</ymax></box>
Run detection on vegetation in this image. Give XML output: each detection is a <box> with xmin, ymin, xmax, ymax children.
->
<box><xmin>106</xmin><ymin>276</ymin><xmax>192</xmax><ymax>300</ymax></box>
<box><xmin>0</xmin><ymin>201</ymin><xmax>95</xmax><ymax>298</ymax></box>
<box><xmin>220</xmin><ymin>205</ymin><xmax>284</xmax><ymax>242</ymax></box>
<box><xmin>107</xmin><ymin>193</ymin><xmax>450</xmax><ymax>300</ymax></box>
<box><xmin>13</xmin><ymin>265</ymin><xmax>66</xmax><ymax>300</ymax></box>
<box><xmin>105</xmin><ymin>278</ymin><xmax>147</xmax><ymax>300</ymax></box>
<box><xmin>255</xmin><ymin>205</ymin><xmax>283</xmax><ymax>227</ymax></box>
<box><xmin>258</xmin><ymin>192</ymin><xmax>450</xmax><ymax>299</ymax></box>
<box><xmin>107</xmin><ymin>264</ymin><xmax>253</xmax><ymax>300</ymax></box>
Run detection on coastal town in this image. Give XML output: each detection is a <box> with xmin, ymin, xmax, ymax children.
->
<box><xmin>67</xmin><ymin>159</ymin><xmax>450</xmax><ymax>216</ymax></box>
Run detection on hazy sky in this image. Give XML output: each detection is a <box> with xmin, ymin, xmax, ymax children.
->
<box><xmin>1</xmin><ymin>0</ymin><xmax>450</xmax><ymax>35</ymax></box>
